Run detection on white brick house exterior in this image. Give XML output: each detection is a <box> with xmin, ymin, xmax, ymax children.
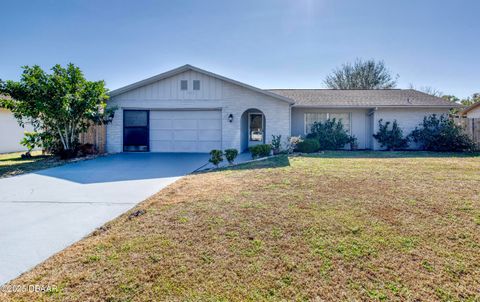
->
<box><xmin>106</xmin><ymin>65</ymin><xmax>457</xmax><ymax>153</ymax></box>
<box><xmin>107</xmin><ymin>65</ymin><xmax>292</xmax><ymax>153</ymax></box>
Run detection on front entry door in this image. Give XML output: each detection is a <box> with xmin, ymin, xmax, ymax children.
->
<box><xmin>248</xmin><ymin>113</ymin><xmax>264</xmax><ymax>147</ymax></box>
<box><xmin>123</xmin><ymin>110</ymin><xmax>149</xmax><ymax>152</ymax></box>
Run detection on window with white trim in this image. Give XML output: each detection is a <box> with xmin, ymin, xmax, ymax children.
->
<box><xmin>304</xmin><ymin>112</ymin><xmax>351</xmax><ymax>134</ymax></box>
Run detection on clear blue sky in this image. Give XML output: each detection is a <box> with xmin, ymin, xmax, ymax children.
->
<box><xmin>1</xmin><ymin>0</ymin><xmax>478</xmax><ymax>99</ymax></box>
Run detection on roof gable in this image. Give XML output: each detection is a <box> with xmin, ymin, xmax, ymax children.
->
<box><xmin>109</xmin><ymin>64</ymin><xmax>294</xmax><ymax>104</ymax></box>
<box><xmin>461</xmin><ymin>102</ymin><xmax>480</xmax><ymax>115</ymax></box>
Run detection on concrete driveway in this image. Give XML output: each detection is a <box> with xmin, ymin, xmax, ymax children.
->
<box><xmin>0</xmin><ymin>153</ymin><xmax>211</xmax><ymax>285</ymax></box>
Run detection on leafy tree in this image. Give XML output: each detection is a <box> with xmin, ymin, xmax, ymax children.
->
<box><xmin>460</xmin><ymin>93</ymin><xmax>480</xmax><ymax>107</ymax></box>
<box><xmin>324</xmin><ymin>59</ymin><xmax>398</xmax><ymax>89</ymax></box>
<box><xmin>442</xmin><ymin>95</ymin><xmax>460</xmax><ymax>103</ymax></box>
<box><xmin>0</xmin><ymin>64</ymin><xmax>115</xmax><ymax>158</ymax></box>
<box><xmin>306</xmin><ymin>118</ymin><xmax>351</xmax><ymax>150</ymax></box>
<box><xmin>409</xmin><ymin>114</ymin><xmax>475</xmax><ymax>152</ymax></box>
<box><xmin>373</xmin><ymin>119</ymin><xmax>409</xmax><ymax>151</ymax></box>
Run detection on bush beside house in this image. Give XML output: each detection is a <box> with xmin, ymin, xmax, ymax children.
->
<box><xmin>373</xmin><ymin>119</ymin><xmax>409</xmax><ymax>151</ymax></box>
<box><xmin>410</xmin><ymin>114</ymin><xmax>475</xmax><ymax>151</ymax></box>
<box><xmin>306</xmin><ymin>118</ymin><xmax>351</xmax><ymax>150</ymax></box>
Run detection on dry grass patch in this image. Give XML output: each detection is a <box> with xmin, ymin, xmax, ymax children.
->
<box><xmin>3</xmin><ymin>152</ymin><xmax>480</xmax><ymax>301</ymax></box>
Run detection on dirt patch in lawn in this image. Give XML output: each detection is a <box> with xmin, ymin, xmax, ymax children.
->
<box><xmin>2</xmin><ymin>153</ymin><xmax>480</xmax><ymax>301</ymax></box>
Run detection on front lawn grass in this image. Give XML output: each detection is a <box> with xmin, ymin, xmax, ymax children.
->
<box><xmin>0</xmin><ymin>151</ymin><xmax>61</xmax><ymax>178</ymax></box>
<box><xmin>3</xmin><ymin>152</ymin><xmax>480</xmax><ymax>301</ymax></box>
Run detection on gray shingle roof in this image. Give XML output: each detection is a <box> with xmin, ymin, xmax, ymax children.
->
<box><xmin>267</xmin><ymin>89</ymin><xmax>459</xmax><ymax>108</ymax></box>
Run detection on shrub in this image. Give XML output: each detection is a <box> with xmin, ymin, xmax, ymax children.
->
<box><xmin>20</xmin><ymin>132</ymin><xmax>42</xmax><ymax>157</ymax></box>
<box><xmin>349</xmin><ymin>135</ymin><xmax>358</xmax><ymax>150</ymax></box>
<box><xmin>285</xmin><ymin>136</ymin><xmax>303</xmax><ymax>154</ymax></box>
<box><xmin>249</xmin><ymin>144</ymin><xmax>272</xmax><ymax>159</ymax></box>
<box><xmin>209</xmin><ymin>149</ymin><xmax>223</xmax><ymax>167</ymax></box>
<box><xmin>271</xmin><ymin>135</ymin><xmax>282</xmax><ymax>154</ymax></box>
<box><xmin>224</xmin><ymin>148</ymin><xmax>239</xmax><ymax>165</ymax></box>
<box><xmin>306</xmin><ymin>118</ymin><xmax>351</xmax><ymax>150</ymax></box>
<box><xmin>373</xmin><ymin>119</ymin><xmax>409</xmax><ymax>150</ymax></box>
<box><xmin>296</xmin><ymin>139</ymin><xmax>320</xmax><ymax>153</ymax></box>
<box><xmin>409</xmin><ymin>114</ymin><xmax>476</xmax><ymax>151</ymax></box>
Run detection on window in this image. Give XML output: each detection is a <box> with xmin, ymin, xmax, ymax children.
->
<box><xmin>249</xmin><ymin>113</ymin><xmax>263</xmax><ymax>141</ymax></box>
<box><xmin>180</xmin><ymin>80</ymin><xmax>188</xmax><ymax>90</ymax></box>
<box><xmin>304</xmin><ymin>112</ymin><xmax>351</xmax><ymax>134</ymax></box>
<box><xmin>193</xmin><ymin>80</ymin><xmax>200</xmax><ymax>90</ymax></box>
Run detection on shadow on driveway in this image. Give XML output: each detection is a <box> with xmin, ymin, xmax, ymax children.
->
<box><xmin>35</xmin><ymin>153</ymin><xmax>211</xmax><ymax>184</ymax></box>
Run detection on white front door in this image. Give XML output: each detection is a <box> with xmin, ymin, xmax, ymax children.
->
<box><xmin>248</xmin><ymin>113</ymin><xmax>264</xmax><ymax>147</ymax></box>
<box><xmin>149</xmin><ymin>110</ymin><xmax>222</xmax><ymax>152</ymax></box>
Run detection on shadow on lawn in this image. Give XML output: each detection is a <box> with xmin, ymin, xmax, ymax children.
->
<box><xmin>198</xmin><ymin>155</ymin><xmax>291</xmax><ymax>174</ymax></box>
<box><xmin>304</xmin><ymin>150</ymin><xmax>480</xmax><ymax>159</ymax></box>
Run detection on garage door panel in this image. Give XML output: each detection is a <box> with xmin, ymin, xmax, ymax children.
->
<box><xmin>173</xmin><ymin>119</ymin><xmax>197</xmax><ymax>130</ymax></box>
<box><xmin>200</xmin><ymin>119</ymin><xmax>221</xmax><ymax>130</ymax></box>
<box><xmin>150</xmin><ymin>119</ymin><xmax>173</xmax><ymax>130</ymax></box>
<box><xmin>150</xmin><ymin>140</ymin><xmax>174</xmax><ymax>152</ymax></box>
<box><xmin>173</xmin><ymin>141</ymin><xmax>198</xmax><ymax>152</ymax></box>
<box><xmin>199</xmin><ymin>130</ymin><xmax>221</xmax><ymax>141</ymax></box>
<box><xmin>173</xmin><ymin>130</ymin><xmax>197</xmax><ymax>140</ymax></box>
<box><xmin>150</xmin><ymin>130</ymin><xmax>173</xmax><ymax>140</ymax></box>
<box><xmin>149</xmin><ymin>110</ymin><xmax>221</xmax><ymax>153</ymax></box>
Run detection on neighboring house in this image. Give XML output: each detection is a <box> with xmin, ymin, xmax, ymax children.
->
<box><xmin>107</xmin><ymin>64</ymin><xmax>458</xmax><ymax>153</ymax></box>
<box><xmin>460</xmin><ymin>102</ymin><xmax>480</xmax><ymax>118</ymax></box>
<box><xmin>0</xmin><ymin>108</ymin><xmax>32</xmax><ymax>153</ymax></box>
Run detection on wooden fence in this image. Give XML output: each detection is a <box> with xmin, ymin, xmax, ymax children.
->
<box><xmin>78</xmin><ymin>124</ymin><xmax>107</xmax><ymax>154</ymax></box>
<box><xmin>453</xmin><ymin>117</ymin><xmax>480</xmax><ymax>148</ymax></box>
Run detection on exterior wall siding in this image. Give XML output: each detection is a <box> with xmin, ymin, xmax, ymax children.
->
<box><xmin>291</xmin><ymin>108</ymin><xmax>370</xmax><ymax>149</ymax></box>
<box><xmin>372</xmin><ymin>108</ymin><xmax>450</xmax><ymax>150</ymax></box>
<box><xmin>0</xmin><ymin>109</ymin><xmax>32</xmax><ymax>153</ymax></box>
<box><xmin>107</xmin><ymin>70</ymin><xmax>291</xmax><ymax>153</ymax></box>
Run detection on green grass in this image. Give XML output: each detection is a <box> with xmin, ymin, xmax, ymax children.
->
<box><xmin>3</xmin><ymin>152</ymin><xmax>480</xmax><ymax>301</ymax></box>
<box><xmin>0</xmin><ymin>151</ymin><xmax>63</xmax><ymax>178</ymax></box>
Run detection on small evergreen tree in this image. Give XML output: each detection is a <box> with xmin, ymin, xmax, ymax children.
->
<box><xmin>224</xmin><ymin>149</ymin><xmax>238</xmax><ymax>165</ymax></box>
<box><xmin>209</xmin><ymin>150</ymin><xmax>223</xmax><ymax>167</ymax></box>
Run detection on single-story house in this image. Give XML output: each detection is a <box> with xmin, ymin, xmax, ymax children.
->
<box><xmin>0</xmin><ymin>95</ymin><xmax>33</xmax><ymax>154</ymax></box>
<box><xmin>460</xmin><ymin>102</ymin><xmax>480</xmax><ymax>118</ymax></box>
<box><xmin>106</xmin><ymin>64</ymin><xmax>458</xmax><ymax>153</ymax></box>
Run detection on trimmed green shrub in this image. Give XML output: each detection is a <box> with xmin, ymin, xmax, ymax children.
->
<box><xmin>249</xmin><ymin>144</ymin><xmax>272</xmax><ymax>159</ymax></box>
<box><xmin>306</xmin><ymin>118</ymin><xmax>351</xmax><ymax>150</ymax></box>
<box><xmin>409</xmin><ymin>114</ymin><xmax>476</xmax><ymax>151</ymax></box>
<box><xmin>373</xmin><ymin>119</ymin><xmax>409</xmax><ymax>150</ymax></box>
<box><xmin>209</xmin><ymin>149</ymin><xmax>223</xmax><ymax>167</ymax></box>
<box><xmin>224</xmin><ymin>148</ymin><xmax>239</xmax><ymax>164</ymax></box>
<box><xmin>296</xmin><ymin>139</ymin><xmax>320</xmax><ymax>153</ymax></box>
